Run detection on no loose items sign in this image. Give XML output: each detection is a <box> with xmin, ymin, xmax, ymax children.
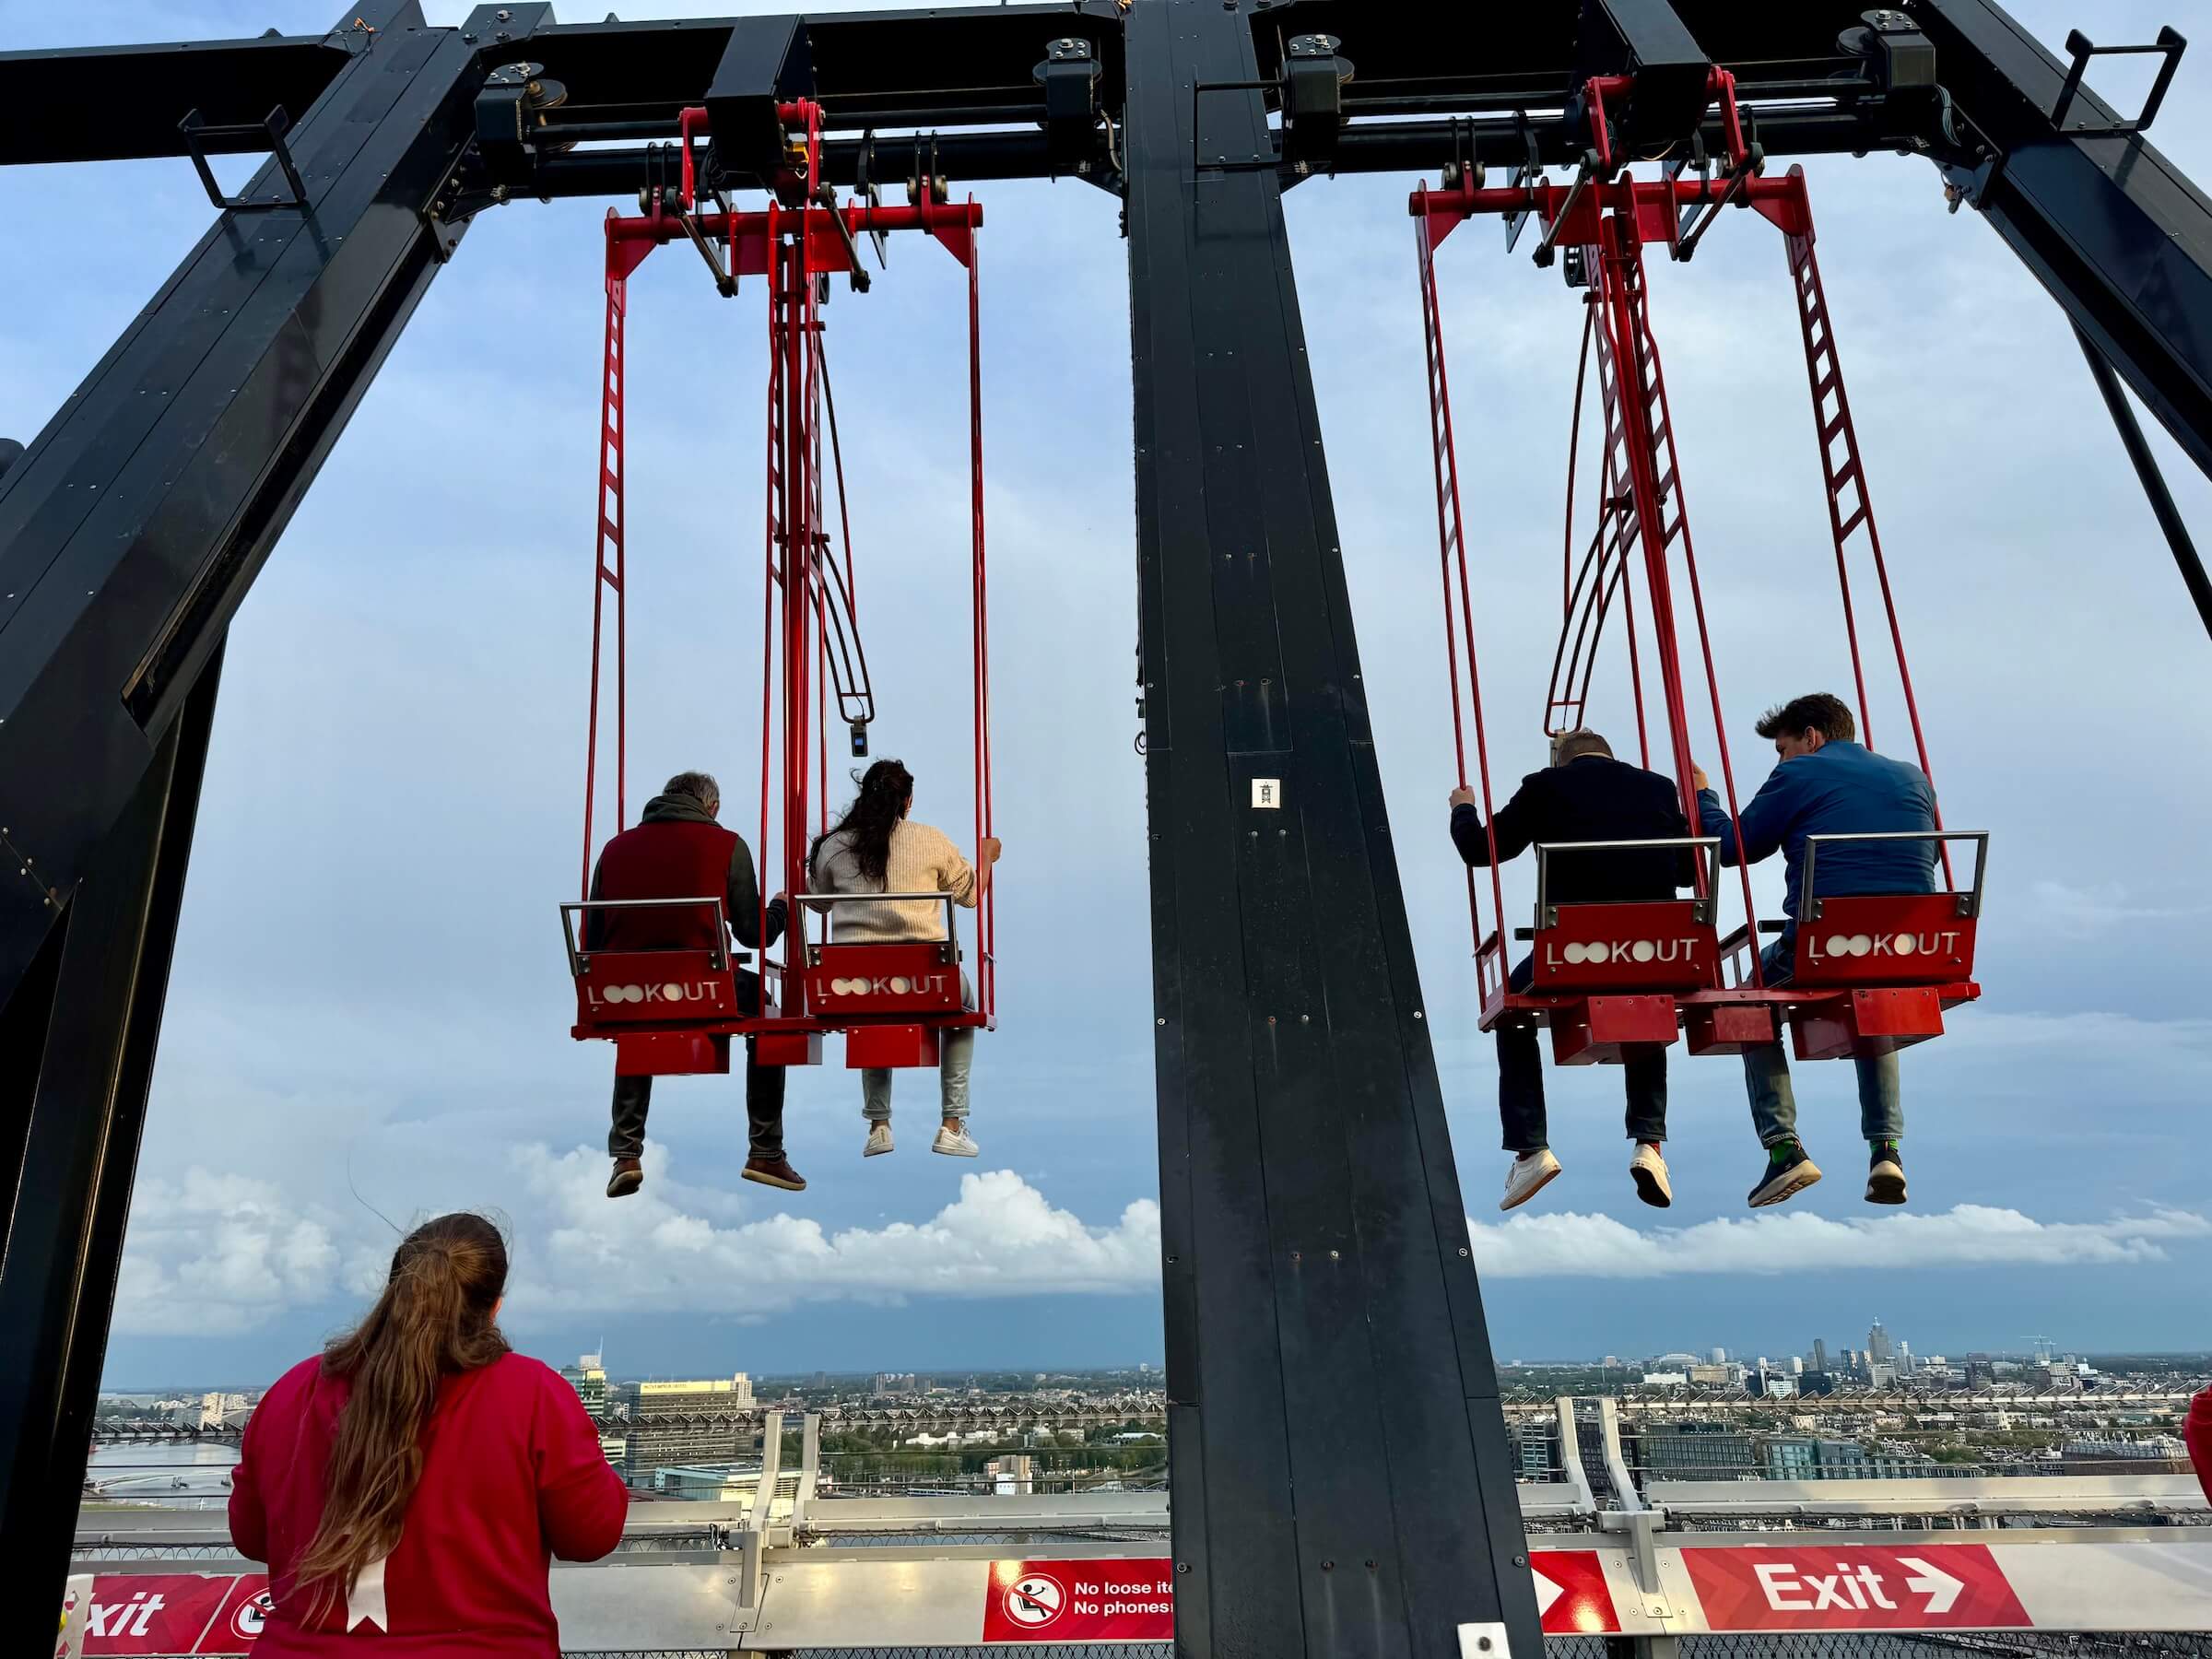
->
<box><xmin>1685</xmin><ymin>1545</ymin><xmax>2030</xmax><ymax>1632</ymax></box>
<box><xmin>981</xmin><ymin>1554</ymin><xmax>1620</xmax><ymax>1642</ymax></box>
<box><xmin>983</xmin><ymin>1559</ymin><xmax>1175</xmax><ymax>1643</ymax></box>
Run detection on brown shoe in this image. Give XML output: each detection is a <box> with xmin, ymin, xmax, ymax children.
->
<box><xmin>606</xmin><ymin>1157</ymin><xmax>643</xmax><ymax>1199</ymax></box>
<box><xmin>741</xmin><ymin>1155</ymin><xmax>807</xmax><ymax>1193</ymax></box>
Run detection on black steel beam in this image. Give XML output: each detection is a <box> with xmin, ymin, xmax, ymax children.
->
<box><xmin>518</xmin><ymin>99</ymin><xmax>1893</xmax><ymax>206</ymax></box>
<box><xmin>502</xmin><ymin>4</ymin><xmax>1124</xmax><ymax>133</ymax></box>
<box><xmin>0</xmin><ymin>0</ymin><xmax>513</xmax><ymax>1631</ymax></box>
<box><xmin>1244</xmin><ymin>0</ymin><xmax>1893</xmax><ymax>112</ymax></box>
<box><xmin>2077</xmin><ymin>328</ymin><xmax>2212</xmax><ymax>641</ymax></box>
<box><xmin>1919</xmin><ymin>0</ymin><xmax>2212</xmax><ymax>483</ymax></box>
<box><xmin>0</xmin><ymin>641</ymin><xmax>222</xmax><ymax>1619</ymax></box>
<box><xmin>1129</xmin><ymin>3</ymin><xmax>1536</xmax><ymax>1654</ymax></box>
<box><xmin>0</xmin><ymin>2</ymin><xmax>491</xmax><ymax>1018</ymax></box>
<box><xmin>0</xmin><ymin>31</ymin><xmax>352</xmax><ymax>165</ymax></box>
<box><xmin>524</xmin><ymin>129</ymin><xmax>1082</xmax><ymax>198</ymax></box>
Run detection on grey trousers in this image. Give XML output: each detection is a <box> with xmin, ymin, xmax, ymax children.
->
<box><xmin>862</xmin><ymin>971</ymin><xmax>975</xmax><ymax>1124</ymax></box>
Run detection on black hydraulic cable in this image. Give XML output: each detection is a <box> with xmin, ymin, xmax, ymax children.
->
<box><xmin>2077</xmin><ymin>326</ymin><xmax>2212</xmax><ymax>643</ymax></box>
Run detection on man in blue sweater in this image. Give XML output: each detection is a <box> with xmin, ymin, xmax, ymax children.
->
<box><xmin>1695</xmin><ymin>693</ymin><xmax>1937</xmax><ymax>1210</ymax></box>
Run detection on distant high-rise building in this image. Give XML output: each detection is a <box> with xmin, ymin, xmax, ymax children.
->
<box><xmin>560</xmin><ymin>1353</ymin><xmax>609</xmax><ymax>1416</ymax></box>
<box><xmin>1710</xmin><ymin>1347</ymin><xmax>1727</xmax><ymax>1364</ymax></box>
<box><xmin>1811</xmin><ymin>1339</ymin><xmax>1830</xmax><ymax>1373</ymax></box>
<box><xmin>1867</xmin><ymin>1320</ymin><xmax>1894</xmax><ymax>1365</ymax></box>
<box><xmin>1789</xmin><ymin>1357</ymin><xmax>1805</xmax><ymax>1376</ymax></box>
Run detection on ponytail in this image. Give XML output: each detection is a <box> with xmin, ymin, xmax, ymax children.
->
<box><xmin>293</xmin><ymin>1213</ymin><xmax>509</xmax><ymax>1617</ymax></box>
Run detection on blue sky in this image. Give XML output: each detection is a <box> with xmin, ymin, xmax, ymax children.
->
<box><xmin>4</xmin><ymin>2</ymin><xmax>2208</xmax><ymax>1389</ymax></box>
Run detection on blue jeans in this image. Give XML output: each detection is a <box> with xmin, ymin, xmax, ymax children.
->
<box><xmin>1742</xmin><ymin>941</ymin><xmax>1903</xmax><ymax>1147</ymax></box>
<box><xmin>1497</xmin><ymin>957</ymin><xmax>1667</xmax><ymax>1153</ymax></box>
<box><xmin>862</xmin><ymin>971</ymin><xmax>974</xmax><ymax>1124</ymax></box>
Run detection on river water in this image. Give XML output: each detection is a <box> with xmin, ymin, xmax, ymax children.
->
<box><xmin>82</xmin><ymin>1441</ymin><xmax>241</xmax><ymax>1512</ymax></box>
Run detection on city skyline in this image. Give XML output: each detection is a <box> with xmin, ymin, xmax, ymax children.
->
<box><xmin>98</xmin><ymin>1328</ymin><xmax>2209</xmax><ymax>1399</ymax></box>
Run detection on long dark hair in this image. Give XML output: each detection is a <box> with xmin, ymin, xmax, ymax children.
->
<box><xmin>811</xmin><ymin>759</ymin><xmax>912</xmax><ymax>885</ymax></box>
<box><xmin>295</xmin><ymin>1214</ymin><xmax>510</xmax><ymax>1614</ymax></box>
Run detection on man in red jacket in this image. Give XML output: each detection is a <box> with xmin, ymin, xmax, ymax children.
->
<box><xmin>588</xmin><ymin>771</ymin><xmax>803</xmax><ymax>1197</ymax></box>
<box><xmin>2188</xmin><ymin>1385</ymin><xmax>2212</xmax><ymax>1505</ymax></box>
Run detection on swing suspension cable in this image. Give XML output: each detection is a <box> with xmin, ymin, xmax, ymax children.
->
<box><xmin>1588</xmin><ymin>224</ymin><xmax>1757</xmax><ymax>935</ymax></box>
<box><xmin>1547</xmin><ymin>298</ymin><xmax>1653</xmax><ymax>769</ymax></box>
<box><xmin>1415</xmin><ymin>206</ymin><xmax>1506</xmax><ymax>962</ymax></box>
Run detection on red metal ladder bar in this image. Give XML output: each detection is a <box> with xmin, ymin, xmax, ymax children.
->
<box><xmin>1780</xmin><ymin>207</ymin><xmax>1954</xmax><ymax>885</ymax></box>
<box><xmin>581</xmin><ymin>251</ymin><xmax>630</xmax><ymax>898</ymax></box>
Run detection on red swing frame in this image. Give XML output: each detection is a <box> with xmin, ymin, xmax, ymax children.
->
<box><xmin>1413</xmin><ymin>70</ymin><xmax>1983</xmax><ymax>1068</ymax></box>
<box><xmin>564</xmin><ymin>99</ymin><xmax>995</xmax><ymax>1079</ymax></box>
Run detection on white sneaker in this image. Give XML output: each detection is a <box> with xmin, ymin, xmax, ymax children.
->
<box><xmin>932</xmin><ymin>1124</ymin><xmax>980</xmax><ymax>1158</ymax></box>
<box><xmin>864</xmin><ymin>1123</ymin><xmax>894</xmax><ymax>1158</ymax></box>
<box><xmin>1629</xmin><ymin>1143</ymin><xmax>1673</xmax><ymax>1209</ymax></box>
<box><xmin>1500</xmin><ymin>1150</ymin><xmax>1561</xmax><ymax>1212</ymax></box>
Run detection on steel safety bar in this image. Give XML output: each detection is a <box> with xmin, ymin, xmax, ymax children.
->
<box><xmin>559</xmin><ymin>897</ymin><xmax>735</xmax><ymax>977</ymax></box>
<box><xmin>1800</xmin><ymin>830</ymin><xmax>1990</xmax><ymax>922</ymax></box>
<box><xmin>1533</xmin><ymin>836</ymin><xmax>1721</xmax><ymax>929</ymax></box>
<box><xmin>793</xmin><ymin>890</ymin><xmax>964</xmax><ymax>964</ymax></box>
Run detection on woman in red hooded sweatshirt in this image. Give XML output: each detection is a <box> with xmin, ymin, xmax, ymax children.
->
<box><xmin>2188</xmin><ymin>1384</ymin><xmax>2212</xmax><ymax>1504</ymax></box>
<box><xmin>228</xmin><ymin>1213</ymin><xmax>629</xmax><ymax>1654</ymax></box>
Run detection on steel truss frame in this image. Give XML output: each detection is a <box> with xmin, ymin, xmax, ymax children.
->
<box><xmin>5</xmin><ymin>3</ymin><xmax>2212</xmax><ymax>1655</ymax></box>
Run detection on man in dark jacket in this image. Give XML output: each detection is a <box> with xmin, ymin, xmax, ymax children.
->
<box><xmin>1696</xmin><ymin>693</ymin><xmax>1936</xmax><ymax>1211</ymax></box>
<box><xmin>1451</xmin><ymin>729</ymin><xmax>1693</xmax><ymax>1213</ymax></box>
<box><xmin>588</xmin><ymin>770</ymin><xmax>802</xmax><ymax>1198</ymax></box>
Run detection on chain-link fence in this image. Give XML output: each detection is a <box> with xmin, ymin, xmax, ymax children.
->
<box><xmin>95</xmin><ymin>1636</ymin><xmax>2212</xmax><ymax>1658</ymax></box>
<box><xmin>557</xmin><ymin>1643</ymin><xmax>2212</xmax><ymax>1659</ymax></box>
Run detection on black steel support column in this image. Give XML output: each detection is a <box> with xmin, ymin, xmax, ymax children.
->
<box><xmin>1127</xmin><ymin>4</ymin><xmax>1537</xmax><ymax>1656</ymax></box>
<box><xmin>0</xmin><ymin>641</ymin><xmax>223</xmax><ymax>1612</ymax></box>
<box><xmin>0</xmin><ymin>3</ymin><xmax>501</xmax><ymax>1633</ymax></box>
<box><xmin>2077</xmin><ymin>327</ymin><xmax>2212</xmax><ymax>641</ymax></box>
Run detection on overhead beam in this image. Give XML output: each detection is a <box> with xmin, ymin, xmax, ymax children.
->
<box><xmin>0</xmin><ymin>31</ymin><xmax>355</xmax><ymax>166</ymax></box>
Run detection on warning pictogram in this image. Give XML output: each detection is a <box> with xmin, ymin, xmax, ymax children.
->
<box><xmin>1003</xmin><ymin>1573</ymin><xmax>1065</xmax><ymax>1629</ymax></box>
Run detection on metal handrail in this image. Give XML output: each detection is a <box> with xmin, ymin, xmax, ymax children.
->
<box><xmin>794</xmin><ymin>890</ymin><xmax>963</xmax><ymax>967</ymax></box>
<box><xmin>559</xmin><ymin>897</ymin><xmax>735</xmax><ymax>978</ymax></box>
<box><xmin>1534</xmin><ymin>835</ymin><xmax>1722</xmax><ymax>928</ymax></box>
<box><xmin>1799</xmin><ymin>829</ymin><xmax>1989</xmax><ymax>923</ymax></box>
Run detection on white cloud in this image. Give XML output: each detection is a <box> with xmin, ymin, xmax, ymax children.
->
<box><xmin>1468</xmin><ymin>1205</ymin><xmax>2212</xmax><ymax>1280</ymax></box>
<box><xmin>499</xmin><ymin>1146</ymin><xmax>1160</xmax><ymax>1322</ymax></box>
<box><xmin>116</xmin><ymin>1171</ymin><xmax>368</xmax><ymax>1337</ymax></box>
